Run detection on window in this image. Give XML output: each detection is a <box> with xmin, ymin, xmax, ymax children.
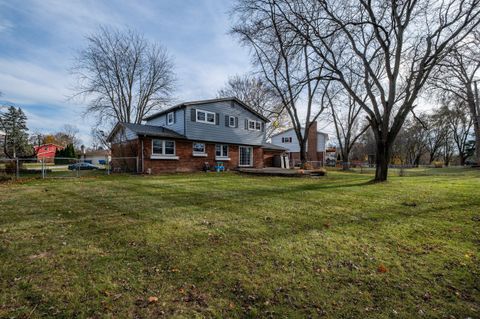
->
<box><xmin>152</xmin><ymin>139</ymin><xmax>176</xmax><ymax>156</ymax></box>
<box><xmin>197</xmin><ymin>109</ymin><xmax>216</xmax><ymax>124</ymax></box>
<box><xmin>239</xmin><ymin>146</ymin><xmax>253</xmax><ymax>166</ymax></box>
<box><xmin>248</xmin><ymin>119</ymin><xmax>262</xmax><ymax>131</ymax></box>
<box><xmin>282</xmin><ymin>137</ymin><xmax>292</xmax><ymax>143</ymax></box>
<box><xmin>193</xmin><ymin>142</ymin><xmax>206</xmax><ymax>156</ymax></box>
<box><xmin>229</xmin><ymin>116</ymin><xmax>236</xmax><ymax>127</ymax></box>
<box><xmin>215</xmin><ymin>144</ymin><xmax>228</xmax><ymax>158</ymax></box>
<box><xmin>167</xmin><ymin>112</ymin><xmax>174</xmax><ymax>125</ymax></box>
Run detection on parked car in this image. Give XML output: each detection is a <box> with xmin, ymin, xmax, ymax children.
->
<box><xmin>68</xmin><ymin>162</ymin><xmax>99</xmax><ymax>170</ymax></box>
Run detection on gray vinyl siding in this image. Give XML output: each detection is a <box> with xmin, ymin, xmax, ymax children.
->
<box><xmin>185</xmin><ymin>101</ymin><xmax>266</xmax><ymax>145</ymax></box>
<box><xmin>145</xmin><ymin>109</ymin><xmax>185</xmax><ymax>135</ymax></box>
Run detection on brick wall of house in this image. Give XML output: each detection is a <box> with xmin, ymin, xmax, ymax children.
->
<box><xmin>129</xmin><ymin>137</ymin><xmax>263</xmax><ymax>173</ymax></box>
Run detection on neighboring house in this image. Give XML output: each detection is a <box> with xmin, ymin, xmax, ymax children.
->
<box><xmin>270</xmin><ymin>121</ymin><xmax>329</xmax><ymax>166</ymax></box>
<box><xmin>34</xmin><ymin>144</ymin><xmax>64</xmax><ymax>162</ymax></box>
<box><xmin>107</xmin><ymin>97</ymin><xmax>286</xmax><ymax>173</ymax></box>
<box><xmin>83</xmin><ymin>149</ymin><xmax>111</xmax><ymax>165</ymax></box>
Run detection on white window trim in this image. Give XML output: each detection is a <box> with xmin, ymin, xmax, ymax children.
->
<box><xmin>215</xmin><ymin>144</ymin><xmax>229</xmax><ymax>159</ymax></box>
<box><xmin>248</xmin><ymin>119</ymin><xmax>261</xmax><ymax>131</ymax></box>
<box><xmin>151</xmin><ymin>154</ymin><xmax>179</xmax><ymax>160</ymax></box>
<box><xmin>167</xmin><ymin>112</ymin><xmax>174</xmax><ymax>125</ymax></box>
<box><xmin>196</xmin><ymin>109</ymin><xmax>216</xmax><ymax>125</ymax></box>
<box><xmin>151</xmin><ymin>139</ymin><xmax>178</xmax><ymax>160</ymax></box>
<box><xmin>192</xmin><ymin>142</ymin><xmax>207</xmax><ymax>157</ymax></box>
<box><xmin>239</xmin><ymin>146</ymin><xmax>253</xmax><ymax>167</ymax></box>
<box><xmin>228</xmin><ymin>116</ymin><xmax>236</xmax><ymax>128</ymax></box>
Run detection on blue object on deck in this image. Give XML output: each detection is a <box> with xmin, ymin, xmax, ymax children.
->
<box><xmin>214</xmin><ymin>162</ymin><xmax>225</xmax><ymax>172</ymax></box>
<box><xmin>99</xmin><ymin>160</ymin><xmax>106</xmax><ymax>165</ymax></box>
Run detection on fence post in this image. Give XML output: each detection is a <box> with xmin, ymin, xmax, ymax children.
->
<box><xmin>136</xmin><ymin>156</ymin><xmax>139</xmax><ymax>174</ymax></box>
<box><xmin>106</xmin><ymin>156</ymin><xmax>110</xmax><ymax>175</ymax></box>
<box><xmin>15</xmin><ymin>158</ymin><xmax>19</xmax><ymax>180</ymax></box>
<box><xmin>41</xmin><ymin>159</ymin><xmax>45</xmax><ymax>179</ymax></box>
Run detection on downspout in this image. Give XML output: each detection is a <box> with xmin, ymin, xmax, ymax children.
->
<box><xmin>141</xmin><ymin>137</ymin><xmax>144</xmax><ymax>173</ymax></box>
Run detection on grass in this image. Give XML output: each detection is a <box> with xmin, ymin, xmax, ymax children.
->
<box><xmin>0</xmin><ymin>170</ymin><xmax>479</xmax><ymax>318</ymax></box>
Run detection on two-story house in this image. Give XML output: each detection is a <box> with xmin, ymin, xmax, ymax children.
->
<box><xmin>270</xmin><ymin>121</ymin><xmax>329</xmax><ymax>166</ymax></box>
<box><xmin>107</xmin><ymin>97</ymin><xmax>286</xmax><ymax>173</ymax></box>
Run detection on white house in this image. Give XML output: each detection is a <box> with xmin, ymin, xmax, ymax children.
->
<box><xmin>270</xmin><ymin>121</ymin><xmax>329</xmax><ymax>166</ymax></box>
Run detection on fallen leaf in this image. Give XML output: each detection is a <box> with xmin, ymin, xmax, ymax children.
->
<box><xmin>377</xmin><ymin>264</ymin><xmax>388</xmax><ymax>273</ymax></box>
<box><xmin>148</xmin><ymin>296</ymin><xmax>158</xmax><ymax>303</ymax></box>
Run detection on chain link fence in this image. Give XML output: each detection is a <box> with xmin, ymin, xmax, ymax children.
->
<box><xmin>330</xmin><ymin>163</ymin><xmax>476</xmax><ymax>177</ymax></box>
<box><xmin>0</xmin><ymin>157</ymin><xmax>139</xmax><ymax>181</ymax></box>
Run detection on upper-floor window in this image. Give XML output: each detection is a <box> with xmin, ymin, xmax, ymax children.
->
<box><xmin>167</xmin><ymin>112</ymin><xmax>174</xmax><ymax>125</ymax></box>
<box><xmin>229</xmin><ymin>116</ymin><xmax>236</xmax><ymax>127</ymax></box>
<box><xmin>282</xmin><ymin>137</ymin><xmax>292</xmax><ymax>143</ymax></box>
<box><xmin>152</xmin><ymin>139</ymin><xmax>175</xmax><ymax>155</ymax></box>
<box><xmin>248</xmin><ymin>119</ymin><xmax>262</xmax><ymax>131</ymax></box>
<box><xmin>197</xmin><ymin>109</ymin><xmax>216</xmax><ymax>124</ymax></box>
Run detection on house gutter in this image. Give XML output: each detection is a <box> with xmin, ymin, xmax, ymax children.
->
<box><xmin>141</xmin><ymin>137</ymin><xmax>145</xmax><ymax>173</ymax></box>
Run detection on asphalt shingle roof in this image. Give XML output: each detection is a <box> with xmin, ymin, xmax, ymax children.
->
<box><xmin>121</xmin><ymin>122</ymin><xmax>186</xmax><ymax>139</ymax></box>
<box><xmin>261</xmin><ymin>143</ymin><xmax>288</xmax><ymax>151</ymax></box>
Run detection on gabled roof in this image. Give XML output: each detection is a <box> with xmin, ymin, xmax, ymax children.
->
<box><xmin>107</xmin><ymin>122</ymin><xmax>186</xmax><ymax>142</ymax></box>
<box><xmin>270</xmin><ymin>127</ymin><xmax>329</xmax><ymax>139</ymax></box>
<box><xmin>143</xmin><ymin>97</ymin><xmax>270</xmax><ymax>122</ymax></box>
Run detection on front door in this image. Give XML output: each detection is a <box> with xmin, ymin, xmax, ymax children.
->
<box><xmin>239</xmin><ymin>146</ymin><xmax>253</xmax><ymax>167</ymax></box>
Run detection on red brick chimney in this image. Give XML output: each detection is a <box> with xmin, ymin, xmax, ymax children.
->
<box><xmin>307</xmin><ymin>121</ymin><xmax>318</xmax><ymax>161</ymax></box>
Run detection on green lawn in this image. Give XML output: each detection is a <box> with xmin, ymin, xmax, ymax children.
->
<box><xmin>0</xmin><ymin>171</ymin><xmax>479</xmax><ymax>318</ymax></box>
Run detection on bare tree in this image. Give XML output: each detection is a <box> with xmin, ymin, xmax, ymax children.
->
<box><xmin>431</xmin><ymin>30</ymin><xmax>480</xmax><ymax>165</ymax></box>
<box><xmin>73</xmin><ymin>26</ymin><xmax>175</xmax><ymax>127</ymax></box>
<box><xmin>440</xmin><ymin>98</ymin><xmax>474</xmax><ymax>165</ymax></box>
<box><xmin>425</xmin><ymin>111</ymin><xmax>450</xmax><ymax>164</ymax></box>
<box><xmin>392</xmin><ymin>116</ymin><xmax>429</xmax><ymax>166</ymax></box>
<box><xmin>271</xmin><ymin>0</ymin><xmax>480</xmax><ymax>181</ymax></box>
<box><xmin>55</xmin><ymin>125</ymin><xmax>81</xmax><ymax>148</ymax></box>
<box><xmin>326</xmin><ymin>78</ymin><xmax>369</xmax><ymax>170</ymax></box>
<box><xmin>217</xmin><ymin>74</ymin><xmax>290</xmax><ymax>137</ymax></box>
<box><xmin>232</xmin><ymin>0</ymin><xmax>330</xmax><ymax>165</ymax></box>
<box><xmin>90</xmin><ymin>128</ymin><xmax>110</xmax><ymax>150</ymax></box>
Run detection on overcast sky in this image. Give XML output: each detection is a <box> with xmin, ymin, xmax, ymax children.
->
<box><xmin>0</xmin><ymin>0</ymin><xmax>253</xmax><ymax>145</ymax></box>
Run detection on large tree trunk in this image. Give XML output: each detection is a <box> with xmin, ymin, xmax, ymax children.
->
<box><xmin>473</xmin><ymin>119</ymin><xmax>480</xmax><ymax>165</ymax></box>
<box><xmin>467</xmin><ymin>88</ymin><xmax>480</xmax><ymax>165</ymax></box>
<box><xmin>374</xmin><ymin>141</ymin><xmax>391</xmax><ymax>182</ymax></box>
<box><xmin>299</xmin><ymin>139</ymin><xmax>308</xmax><ymax>167</ymax></box>
<box><xmin>341</xmin><ymin>149</ymin><xmax>350</xmax><ymax>170</ymax></box>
